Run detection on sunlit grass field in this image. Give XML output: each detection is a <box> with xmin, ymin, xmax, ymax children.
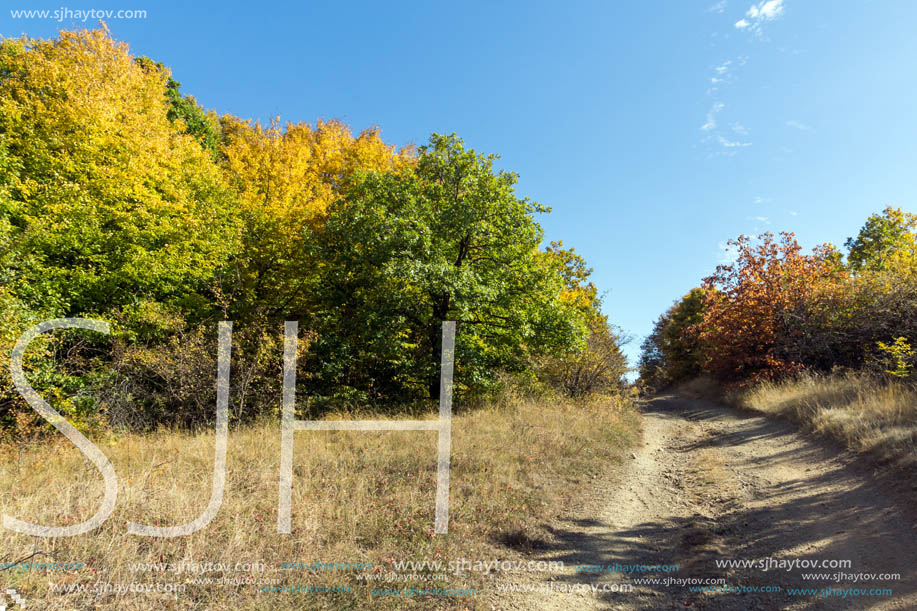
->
<box><xmin>0</xmin><ymin>393</ymin><xmax>638</xmax><ymax>609</ymax></box>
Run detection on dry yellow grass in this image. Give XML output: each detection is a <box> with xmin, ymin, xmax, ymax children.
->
<box><xmin>726</xmin><ymin>372</ymin><xmax>917</xmax><ymax>473</ymax></box>
<box><xmin>0</xmin><ymin>394</ymin><xmax>638</xmax><ymax>609</ymax></box>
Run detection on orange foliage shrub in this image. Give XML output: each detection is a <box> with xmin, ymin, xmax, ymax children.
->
<box><xmin>697</xmin><ymin>232</ymin><xmax>848</xmax><ymax>383</ymax></box>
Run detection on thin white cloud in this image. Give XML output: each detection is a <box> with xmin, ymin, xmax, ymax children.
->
<box><xmin>735</xmin><ymin>0</ymin><xmax>785</xmax><ymax>35</ymax></box>
<box><xmin>699</xmin><ymin>107</ymin><xmax>752</xmax><ymax>155</ymax></box>
<box><xmin>717</xmin><ymin>134</ymin><xmax>752</xmax><ymax>148</ymax></box>
<box><xmin>753</xmin><ymin>195</ymin><xmax>770</xmax><ymax>204</ymax></box>
<box><xmin>707</xmin><ymin>0</ymin><xmax>728</xmax><ymax>13</ymax></box>
<box><xmin>701</xmin><ymin>102</ymin><xmax>725</xmax><ymax>131</ymax></box>
<box><xmin>754</xmin><ymin>215</ymin><xmax>771</xmax><ymax>224</ymax></box>
<box><xmin>710</xmin><ymin>61</ymin><xmax>732</xmax><ymax>86</ymax></box>
<box><xmin>789</xmin><ymin>210</ymin><xmax>798</xmax><ymax>216</ymax></box>
<box><xmin>786</xmin><ymin>119</ymin><xmax>814</xmax><ymax>132</ymax></box>
<box><xmin>748</xmin><ymin>0</ymin><xmax>785</xmax><ymax>20</ymax></box>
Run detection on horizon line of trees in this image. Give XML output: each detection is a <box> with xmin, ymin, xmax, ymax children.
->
<box><xmin>0</xmin><ymin>27</ymin><xmax>628</xmax><ymax>439</ymax></box>
<box><xmin>639</xmin><ymin>207</ymin><xmax>917</xmax><ymax>388</ymax></box>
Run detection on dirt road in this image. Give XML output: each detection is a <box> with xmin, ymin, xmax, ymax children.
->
<box><xmin>494</xmin><ymin>394</ymin><xmax>917</xmax><ymax>610</ymax></box>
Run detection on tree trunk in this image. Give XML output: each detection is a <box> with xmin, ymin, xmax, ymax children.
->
<box><xmin>428</xmin><ymin>294</ymin><xmax>451</xmax><ymax>400</ymax></box>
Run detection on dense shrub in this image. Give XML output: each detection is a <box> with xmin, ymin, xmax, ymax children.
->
<box><xmin>639</xmin><ymin>288</ymin><xmax>707</xmax><ymax>388</ymax></box>
<box><xmin>640</xmin><ymin>208</ymin><xmax>917</xmax><ymax>387</ymax></box>
<box><xmin>539</xmin><ymin>319</ymin><xmax>629</xmax><ymax>398</ymax></box>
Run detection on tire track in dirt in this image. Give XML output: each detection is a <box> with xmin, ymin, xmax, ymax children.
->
<box><xmin>492</xmin><ymin>395</ymin><xmax>917</xmax><ymax>610</ymax></box>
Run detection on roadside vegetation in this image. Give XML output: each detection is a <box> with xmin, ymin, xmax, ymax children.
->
<box><xmin>727</xmin><ymin>372</ymin><xmax>917</xmax><ymax>473</ymax></box>
<box><xmin>639</xmin><ymin>207</ymin><xmax>917</xmax><ymax>476</ymax></box>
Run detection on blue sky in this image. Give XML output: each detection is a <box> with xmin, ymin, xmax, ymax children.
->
<box><xmin>4</xmin><ymin>0</ymin><xmax>917</xmax><ymax>368</ymax></box>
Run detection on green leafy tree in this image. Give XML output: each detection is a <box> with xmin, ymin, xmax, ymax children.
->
<box><xmin>540</xmin><ymin>318</ymin><xmax>629</xmax><ymax>398</ymax></box>
<box><xmin>539</xmin><ymin>242</ymin><xmax>629</xmax><ymax>397</ymax></box>
<box><xmin>841</xmin><ymin>208</ymin><xmax>917</xmax><ymax>370</ymax></box>
<box><xmin>846</xmin><ymin>206</ymin><xmax>917</xmax><ymax>272</ymax></box>
<box><xmin>660</xmin><ymin>288</ymin><xmax>708</xmax><ymax>381</ymax></box>
<box><xmin>135</xmin><ymin>56</ymin><xmax>221</xmax><ymax>158</ymax></box>
<box><xmin>638</xmin><ymin>288</ymin><xmax>707</xmax><ymax>387</ymax></box>
<box><xmin>307</xmin><ymin>133</ymin><xmax>589</xmax><ymax>406</ymax></box>
<box><xmin>216</xmin><ymin>117</ymin><xmax>412</xmax><ymax>324</ymax></box>
<box><xmin>638</xmin><ymin>320</ymin><xmax>666</xmax><ymax>389</ymax></box>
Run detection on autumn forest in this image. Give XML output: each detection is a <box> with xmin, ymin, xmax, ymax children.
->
<box><xmin>0</xmin><ymin>27</ymin><xmax>627</xmax><ymax>441</ymax></box>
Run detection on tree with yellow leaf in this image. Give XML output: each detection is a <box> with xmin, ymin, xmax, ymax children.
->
<box><xmin>0</xmin><ymin>26</ymin><xmax>240</xmax><ymax>327</ymax></box>
<box><xmin>0</xmin><ymin>26</ymin><xmax>245</xmax><ymax>436</ymax></box>
<box><xmin>218</xmin><ymin>117</ymin><xmax>413</xmax><ymax>320</ymax></box>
